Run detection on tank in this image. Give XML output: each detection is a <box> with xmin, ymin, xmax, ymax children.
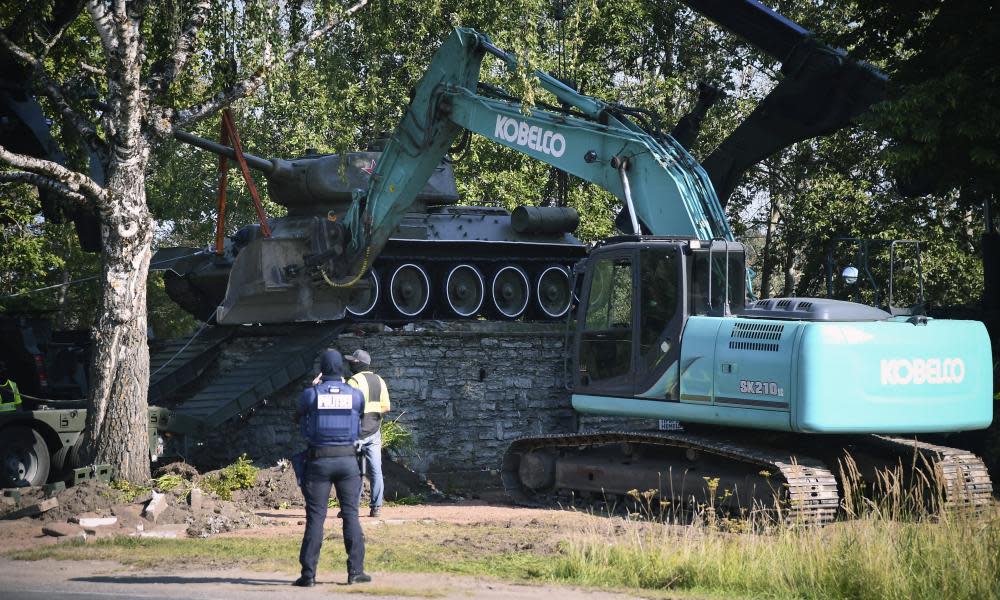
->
<box><xmin>155</xmin><ymin>131</ymin><xmax>587</xmax><ymax>324</ymax></box>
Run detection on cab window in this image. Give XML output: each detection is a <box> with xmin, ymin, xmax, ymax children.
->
<box><xmin>690</xmin><ymin>250</ymin><xmax>746</xmax><ymax>315</ymax></box>
<box><xmin>639</xmin><ymin>248</ymin><xmax>679</xmax><ymax>370</ymax></box>
<box><xmin>579</xmin><ymin>257</ymin><xmax>633</xmax><ymax>384</ymax></box>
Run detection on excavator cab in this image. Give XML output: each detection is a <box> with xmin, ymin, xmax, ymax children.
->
<box><xmin>573</xmin><ymin>238</ymin><xmax>746</xmax><ymax>400</ymax></box>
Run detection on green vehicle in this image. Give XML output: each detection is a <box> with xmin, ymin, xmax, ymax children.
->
<box><xmin>0</xmin><ymin>314</ymin><xmax>167</xmax><ymax>487</ymax></box>
<box><xmin>0</xmin><ymin>314</ymin><xmax>342</xmax><ymax>488</ymax></box>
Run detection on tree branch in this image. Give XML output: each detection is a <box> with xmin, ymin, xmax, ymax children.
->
<box><xmin>80</xmin><ymin>62</ymin><xmax>104</xmax><ymax>76</ymax></box>
<box><xmin>32</xmin><ymin>16</ymin><xmax>71</xmax><ymax>60</ymax></box>
<box><xmin>85</xmin><ymin>0</ymin><xmax>118</xmax><ymax>56</ymax></box>
<box><xmin>0</xmin><ymin>32</ymin><xmax>105</xmax><ymax>155</ymax></box>
<box><xmin>148</xmin><ymin>0</ymin><xmax>211</xmax><ymax>98</ymax></box>
<box><xmin>169</xmin><ymin>0</ymin><xmax>369</xmax><ymax>132</ymax></box>
<box><xmin>0</xmin><ymin>171</ymin><xmax>90</xmax><ymax>206</ymax></box>
<box><xmin>0</xmin><ymin>145</ymin><xmax>107</xmax><ymax>207</ymax></box>
<box><xmin>99</xmin><ymin>0</ymin><xmax>145</xmax><ymax>152</ymax></box>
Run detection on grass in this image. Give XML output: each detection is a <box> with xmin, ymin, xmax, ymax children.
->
<box><xmin>9</xmin><ymin>450</ymin><xmax>1000</xmax><ymax>600</ymax></box>
<box><xmin>8</xmin><ymin>511</ymin><xmax>1000</xmax><ymax>599</ymax></box>
<box><xmin>8</xmin><ymin>522</ymin><xmax>554</xmax><ymax>580</ymax></box>
<box><xmin>557</xmin><ymin>512</ymin><xmax>1000</xmax><ymax>600</ymax></box>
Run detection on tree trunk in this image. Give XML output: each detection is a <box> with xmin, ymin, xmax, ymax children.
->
<box><xmin>781</xmin><ymin>241</ymin><xmax>796</xmax><ymax>297</ymax></box>
<box><xmin>80</xmin><ymin>151</ymin><xmax>153</xmax><ymax>484</ymax></box>
<box><xmin>760</xmin><ymin>165</ymin><xmax>780</xmax><ymax>299</ymax></box>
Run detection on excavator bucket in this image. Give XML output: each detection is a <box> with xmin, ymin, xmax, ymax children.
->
<box><xmin>213</xmin><ymin>228</ymin><xmax>369</xmax><ymax>324</ymax></box>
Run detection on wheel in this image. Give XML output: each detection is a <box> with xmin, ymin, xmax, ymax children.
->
<box><xmin>0</xmin><ymin>425</ymin><xmax>51</xmax><ymax>487</ymax></box>
<box><xmin>389</xmin><ymin>263</ymin><xmax>431</xmax><ymax>317</ymax></box>
<box><xmin>444</xmin><ymin>264</ymin><xmax>485</xmax><ymax>317</ymax></box>
<box><xmin>535</xmin><ymin>265</ymin><xmax>573</xmax><ymax>318</ymax></box>
<box><xmin>491</xmin><ymin>265</ymin><xmax>531</xmax><ymax>319</ymax></box>
<box><xmin>346</xmin><ymin>269</ymin><xmax>380</xmax><ymax>317</ymax></box>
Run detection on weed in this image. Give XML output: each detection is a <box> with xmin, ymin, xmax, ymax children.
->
<box><xmin>387</xmin><ymin>494</ymin><xmax>425</xmax><ymax>506</ymax></box>
<box><xmin>199</xmin><ymin>454</ymin><xmax>258</xmax><ymax>501</ymax></box>
<box><xmin>381</xmin><ymin>413</ymin><xmax>414</xmax><ymax>453</ymax></box>
<box><xmin>153</xmin><ymin>473</ymin><xmax>186</xmax><ymax>493</ymax></box>
<box><xmin>109</xmin><ymin>479</ymin><xmax>150</xmax><ymax>502</ymax></box>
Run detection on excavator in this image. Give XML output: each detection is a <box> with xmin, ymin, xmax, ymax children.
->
<box><xmin>187</xmin><ymin>5</ymin><xmax>986</xmax><ymax>522</ymax></box>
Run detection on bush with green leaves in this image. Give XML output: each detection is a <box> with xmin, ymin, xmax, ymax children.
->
<box><xmin>199</xmin><ymin>454</ymin><xmax>259</xmax><ymax>501</ymax></box>
<box><xmin>380</xmin><ymin>414</ymin><xmax>414</xmax><ymax>453</ymax></box>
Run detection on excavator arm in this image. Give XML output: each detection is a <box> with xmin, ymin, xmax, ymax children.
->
<box><xmin>339</xmin><ymin>28</ymin><xmax>734</xmax><ymax>281</ymax></box>
<box><xmin>678</xmin><ymin>0</ymin><xmax>888</xmax><ymax>206</ymax></box>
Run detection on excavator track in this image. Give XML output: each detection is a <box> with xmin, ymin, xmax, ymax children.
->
<box><xmin>501</xmin><ymin>431</ymin><xmax>840</xmax><ymax>525</ymax></box>
<box><xmin>502</xmin><ymin>432</ymin><xmax>995</xmax><ymax>525</ymax></box>
<box><xmin>870</xmin><ymin>436</ymin><xmax>994</xmax><ymax>509</ymax></box>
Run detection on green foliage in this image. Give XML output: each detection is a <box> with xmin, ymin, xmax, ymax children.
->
<box><xmin>380</xmin><ymin>414</ymin><xmax>414</xmax><ymax>453</ymax></box>
<box><xmin>152</xmin><ymin>473</ymin><xmax>186</xmax><ymax>493</ymax></box>
<box><xmin>0</xmin><ymin>186</ymin><xmax>100</xmax><ymax>325</ymax></box>
<box><xmin>386</xmin><ymin>494</ymin><xmax>426</xmax><ymax>506</ymax></box>
<box><xmin>199</xmin><ymin>454</ymin><xmax>258</xmax><ymax>501</ymax></box>
<box><xmin>555</xmin><ymin>515</ymin><xmax>1000</xmax><ymax>600</ymax></box>
<box><xmin>109</xmin><ymin>479</ymin><xmax>151</xmax><ymax>503</ymax></box>
<box><xmin>3</xmin><ymin>0</ymin><xmax>993</xmax><ymax>326</ymax></box>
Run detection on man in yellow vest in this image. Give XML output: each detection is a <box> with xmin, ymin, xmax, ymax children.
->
<box><xmin>345</xmin><ymin>349</ymin><xmax>390</xmax><ymax>517</ymax></box>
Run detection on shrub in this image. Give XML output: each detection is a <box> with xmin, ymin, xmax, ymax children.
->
<box><xmin>199</xmin><ymin>454</ymin><xmax>259</xmax><ymax>501</ymax></box>
<box><xmin>381</xmin><ymin>414</ymin><xmax>414</xmax><ymax>453</ymax></box>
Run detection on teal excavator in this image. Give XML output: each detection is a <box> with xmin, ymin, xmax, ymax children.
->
<box><xmin>218</xmin><ymin>8</ymin><xmax>987</xmax><ymax>520</ymax></box>
<box><xmin>162</xmin><ymin>3</ymin><xmax>992</xmax><ymax>520</ymax></box>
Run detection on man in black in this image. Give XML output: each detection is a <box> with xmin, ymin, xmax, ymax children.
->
<box><xmin>293</xmin><ymin>349</ymin><xmax>371</xmax><ymax>586</ymax></box>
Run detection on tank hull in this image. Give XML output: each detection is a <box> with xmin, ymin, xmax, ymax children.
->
<box><xmin>157</xmin><ymin>205</ymin><xmax>586</xmax><ymax>324</ymax></box>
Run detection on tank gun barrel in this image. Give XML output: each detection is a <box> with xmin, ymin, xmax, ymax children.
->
<box><xmin>173</xmin><ymin>129</ymin><xmax>275</xmax><ymax>174</ymax></box>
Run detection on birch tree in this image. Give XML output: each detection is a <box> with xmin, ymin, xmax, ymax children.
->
<box><xmin>0</xmin><ymin>0</ymin><xmax>367</xmax><ymax>483</ymax></box>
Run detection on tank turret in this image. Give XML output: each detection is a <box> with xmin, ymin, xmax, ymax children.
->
<box><xmin>173</xmin><ymin>131</ymin><xmax>459</xmax><ymax>215</ymax></box>
<box><xmin>157</xmin><ymin>132</ymin><xmax>585</xmax><ymax>325</ymax></box>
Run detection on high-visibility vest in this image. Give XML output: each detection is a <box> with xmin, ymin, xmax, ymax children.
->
<box><xmin>0</xmin><ymin>380</ymin><xmax>22</xmax><ymax>412</ymax></box>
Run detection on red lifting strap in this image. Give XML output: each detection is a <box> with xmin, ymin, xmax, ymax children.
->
<box><xmin>214</xmin><ymin>108</ymin><xmax>271</xmax><ymax>254</ymax></box>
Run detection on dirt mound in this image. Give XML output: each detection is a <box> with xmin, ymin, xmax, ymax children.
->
<box><xmin>382</xmin><ymin>456</ymin><xmax>440</xmax><ymax>500</ymax></box>
<box><xmin>154</xmin><ymin>461</ymin><xmax>200</xmax><ymax>481</ymax></box>
<box><xmin>2</xmin><ymin>462</ymin><xmax>267</xmax><ymax>538</ymax></box>
<box><xmin>233</xmin><ymin>461</ymin><xmax>304</xmax><ymax>509</ymax></box>
<box><xmin>42</xmin><ymin>480</ymin><xmax>126</xmax><ymax>522</ymax></box>
<box><xmin>227</xmin><ymin>455</ymin><xmax>439</xmax><ymax>510</ymax></box>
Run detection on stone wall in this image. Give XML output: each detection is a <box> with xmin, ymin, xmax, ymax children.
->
<box><xmin>191</xmin><ymin>321</ymin><xmax>585</xmax><ymax>489</ymax></box>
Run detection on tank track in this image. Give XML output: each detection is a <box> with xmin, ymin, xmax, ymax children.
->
<box><xmin>871</xmin><ymin>436</ymin><xmax>994</xmax><ymax>509</ymax></box>
<box><xmin>501</xmin><ymin>431</ymin><xmax>840</xmax><ymax>525</ymax></box>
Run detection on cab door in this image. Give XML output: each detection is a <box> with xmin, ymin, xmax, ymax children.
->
<box><xmin>634</xmin><ymin>245</ymin><xmax>684</xmax><ymax>400</ymax></box>
<box><xmin>574</xmin><ymin>250</ymin><xmax>636</xmax><ymax>397</ymax></box>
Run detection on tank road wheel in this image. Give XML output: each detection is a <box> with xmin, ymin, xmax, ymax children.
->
<box><xmin>389</xmin><ymin>263</ymin><xmax>431</xmax><ymax>317</ymax></box>
<box><xmin>0</xmin><ymin>426</ymin><xmax>50</xmax><ymax>487</ymax></box>
<box><xmin>444</xmin><ymin>264</ymin><xmax>485</xmax><ymax>317</ymax></box>
<box><xmin>346</xmin><ymin>269</ymin><xmax>380</xmax><ymax>318</ymax></box>
<box><xmin>491</xmin><ymin>265</ymin><xmax>531</xmax><ymax>319</ymax></box>
<box><xmin>535</xmin><ymin>265</ymin><xmax>573</xmax><ymax>319</ymax></box>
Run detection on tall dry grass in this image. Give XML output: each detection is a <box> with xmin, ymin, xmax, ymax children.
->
<box><xmin>552</xmin><ymin>451</ymin><xmax>1000</xmax><ymax>599</ymax></box>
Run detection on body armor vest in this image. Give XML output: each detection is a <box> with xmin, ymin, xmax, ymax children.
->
<box><xmin>303</xmin><ymin>380</ymin><xmax>361</xmax><ymax>447</ymax></box>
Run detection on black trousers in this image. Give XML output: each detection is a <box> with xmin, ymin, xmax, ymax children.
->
<box><xmin>299</xmin><ymin>455</ymin><xmax>365</xmax><ymax>578</ymax></box>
